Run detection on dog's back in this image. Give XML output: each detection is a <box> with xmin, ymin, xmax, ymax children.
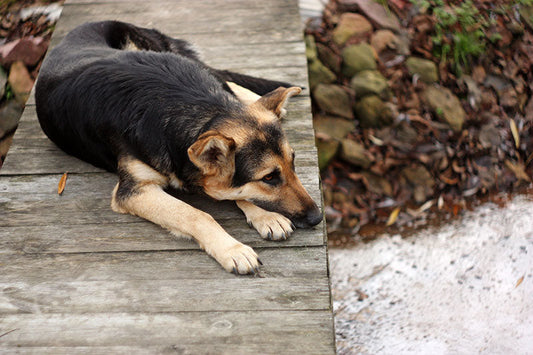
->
<box><xmin>36</xmin><ymin>21</ymin><xmax>288</xmax><ymax>173</ymax></box>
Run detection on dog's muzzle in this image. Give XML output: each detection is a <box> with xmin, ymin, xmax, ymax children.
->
<box><xmin>292</xmin><ymin>204</ymin><xmax>323</xmax><ymax>228</ymax></box>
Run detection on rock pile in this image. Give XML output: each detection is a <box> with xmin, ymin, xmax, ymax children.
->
<box><xmin>306</xmin><ymin>0</ymin><xmax>533</xmax><ymax>239</ymax></box>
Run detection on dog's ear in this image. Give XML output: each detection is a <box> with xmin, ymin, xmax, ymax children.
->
<box><xmin>226</xmin><ymin>82</ymin><xmax>261</xmax><ymax>105</ymax></box>
<box><xmin>255</xmin><ymin>86</ymin><xmax>302</xmax><ymax>118</ymax></box>
<box><xmin>188</xmin><ymin>131</ymin><xmax>236</xmax><ymax>175</ymax></box>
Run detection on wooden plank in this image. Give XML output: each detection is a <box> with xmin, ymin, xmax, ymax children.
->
<box><xmin>0</xmin><ymin>250</ymin><xmax>329</xmax><ymax>314</ymax></box>
<box><xmin>0</xmin><ymin>311</ymin><xmax>335</xmax><ymax>354</ymax></box>
<box><xmin>53</xmin><ymin>1</ymin><xmax>301</xmax><ymax>33</ymax></box>
<box><xmin>0</xmin><ymin>247</ymin><xmax>326</xmax><ymax>282</ymax></box>
<box><xmin>0</xmin><ymin>219</ymin><xmax>325</xmax><ymax>254</ymax></box>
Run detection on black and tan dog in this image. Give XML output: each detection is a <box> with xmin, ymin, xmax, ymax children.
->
<box><xmin>36</xmin><ymin>21</ymin><xmax>322</xmax><ymax>274</ymax></box>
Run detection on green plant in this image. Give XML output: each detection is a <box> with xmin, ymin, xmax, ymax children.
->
<box><xmin>4</xmin><ymin>83</ymin><xmax>14</xmax><ymax>100</ymax></box>
<box><xmin>410</xmin><ymin>0</ymin><xmax>492</xmax><ymax>76</ymax></box>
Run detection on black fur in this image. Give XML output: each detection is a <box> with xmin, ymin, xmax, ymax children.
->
<box><xmin>36</xmin><ymin>21</ymin><xmax>292</xmax><ymax>188</ymax></box>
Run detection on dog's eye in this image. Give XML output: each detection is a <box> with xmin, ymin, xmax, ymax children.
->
<box><xmin>261</xmin><ymin>171</ymin><xmax>280</xmax><ymax>185</ymax></box>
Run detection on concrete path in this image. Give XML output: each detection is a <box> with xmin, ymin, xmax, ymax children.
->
<box><xmin>330</xmin><ymin>195</ymin><xmax>533</xmax><ymax>354</ymax></box>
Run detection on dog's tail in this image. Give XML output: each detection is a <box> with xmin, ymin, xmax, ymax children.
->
<box><xmin>100</xmin><ymin>21</ymin><xmax>299</xmax><ymax>95</ymax></box>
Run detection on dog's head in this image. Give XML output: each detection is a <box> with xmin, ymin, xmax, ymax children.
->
<box><xmin>187</xmin><ymin>84</ymin><xmax>322</xmax><ymax>228</ymax></box>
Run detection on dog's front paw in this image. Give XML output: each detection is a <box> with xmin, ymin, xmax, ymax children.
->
<box><xmin>217</xmin><ymin>242</ymin><xmax>261</xmax><ymax>275</ymax></box>
<box><xmin>247</xmin><ymin>211</ymin><xmax>294</xmax><ymax>241</ymax></box>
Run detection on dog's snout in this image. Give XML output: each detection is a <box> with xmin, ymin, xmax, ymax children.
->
<box><xmin>306</xmin><ymin>206</ymin><xmax>323</xmax><ymax>226</ymax></box>
<box><xmin>293</xmin><ymin>204</ymin><xmax>322</xmax><ymax>228</ymax></box>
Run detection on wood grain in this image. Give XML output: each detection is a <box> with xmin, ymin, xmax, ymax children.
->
<box><xmin>0</xmin><ymin>311</ymin><xmax>335</xmax><ymax>354</ymax></box>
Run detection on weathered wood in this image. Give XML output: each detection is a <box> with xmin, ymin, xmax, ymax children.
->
<box><xmin>0</xmin><ymin>311</ymin><xmax>334</xmax><ymax>354</ymax></box>
<box><xmin>0</xmin><ymin>251</ymin><xmax>329</xmax><ymax>314</ymax></box>
<box><xmin>0</xmin><ymin>247</ymin><xmax>326</xmax><ymax>282</ymax></box>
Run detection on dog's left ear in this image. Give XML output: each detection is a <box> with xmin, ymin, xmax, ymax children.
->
<box><xmin>255</xmin><ymin>86</ymin><xmax>302</xmax><ymax>118</ymax></box>
<box><xmin>188</xmin><ymin>131</ymin><xmax>236</xmax><ymax>175</ymax></box>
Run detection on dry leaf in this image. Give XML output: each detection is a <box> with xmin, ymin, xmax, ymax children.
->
<box><xmin>386</xmin><ymin>207</ymin><xmax>401</xmax><ymax>226</ymax></box>
<box><xmin>509</xmin><ymin>119</ymin><xmax>520</xmax><ymax>149</ymax></box>
<box><xmin>505</xmin><ymin>160</ymin><xmax>531</xmax><ymax>182</ymax></box>
<box><xmin>515</xmin><ymin>275</ymin><xmax>524</xmax><ymax>288</ymax></box>
<box><xmin>58</xmin><ymin>172</ymin><xmax>68</xmax><ymax>195</ymax></box>
<box><xmin>452</xmin><ymin>204</ymin><xmax>461</xmax><ymax>216</ymax></box>
<box><xmin>438</xmin><ymin>195</ymin><xmax>444</xmax><ymax>210</ymax></box>
<box><xmin>369</xmin><ymin>135</ymin><xmax>384</xmax><ymax>146</ymax></box>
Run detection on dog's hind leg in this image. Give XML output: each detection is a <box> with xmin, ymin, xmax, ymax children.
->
<box><xmin>236</xmin><ymin>201</ymin><xmax>294</xmax><ymax>241</ymax></box>
<box><xmin>111</xmin><ymin>157</ymin><xmax>261</xmax><ymax>274</ymax></box>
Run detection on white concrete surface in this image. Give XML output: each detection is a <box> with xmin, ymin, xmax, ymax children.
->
<box><xmin>330</xmin><ymin>195</ymin><xmax>533</xmax><ymax>354</ymax></box>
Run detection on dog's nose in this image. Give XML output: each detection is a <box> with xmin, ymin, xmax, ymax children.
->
<box><xmin>305</xmin><ymin>206</ymin><xmax>323</xmax><ymax>227</ymax></box>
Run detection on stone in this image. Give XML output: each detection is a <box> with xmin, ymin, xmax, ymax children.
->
<box><xmin>332</xmin><ymin>13</ymin><xmax>373</xmax><ymax>46</ymax></box>
<box><xmin>350</xmin><ymin>70</ymin><xmax>389</xmax><ymax>98</ymax></box>
<box><xmin>316</xmin><ymin>43</ymin><xmax>341</xmax><ymax>73</ymax></box>
<box><xmin>340</xmin><ymin>139</ymin><xmax>372</xmax><ymax>168</ymax></box>
<box><xmin>499</xmin><ymin>87</ymin><xmax>518</xmax><ymax>108</ymax></box>
<box><xmin>479</xmin><ymin>123</ymin><xmax>501</xmax><ymax>149</ymax></box>
<box><xmin>307</xmin><ymin>59</ymin><xmax>336</xmax><ymax>89</ymax></box>
<box><xmin>361</xmin><ymin>171</ymin><xmax>392</xmax><ymax>196</ymax></box>
<box><xmin>519</xmin><ymin>5</ymin><xmax>533</xmax><ymax>31</ymax></box>
<box><xmin>7</xmin><ymin>61</ymin><xmax>34</xmax><ymax>103</ymax></box>
<box><xmin>395</xmin><ymin>122</ymin><xmax>418</xmax><ymax>145</ymax></box>
<box><xmin>401</xmin><ymin>165</ymin><xmax>434</xmax><ymax>203</ymax></box>
<box><xmin>405</xmin><ymin>57</ymin><xmax>438</xmax><ymax>83</ymax></box>
<box><xmin>0</xmin><ymin>100</ymin><xmax>23</xmax><ymax>138</ymax></box>
<box><xmin>305</xmin><ymin>35</ymin><xmax>317</xmax><ymax>62</ymax></box>
<box><xmin>313</xmin><ymin>115</ymin><xmax>355</xmax><ymax>140</ymax></box>
<box><xmin>351</xmin><ymin>0</ymin><xmax>401</xmax><ymax>32</ymax></box>
<box><xmin>422</xmin><ymin>85</ymin><xmax>465</xmax><ymax>132</ymax></box>
<box><xmin>306</xmin><ymin>35</ymin><xmax>337</xmax><ymax>89</ymax></box>
<box><xmin>342</xmin><ymin>43</ymin><xmax>377</xmax><ymax>78</ymax></box>
<box><xmin>370</xmin><ymin>30</ymin><xmax>397</xmax><ymax>54</ymax></box>
<box><xmin>0</xmin><ymin>66</ymin><xmax>6</xmax><ymax>98</ymax></box>
<box><xmin>354</xmin><ymin>95</ymin><xmax>393</xmax><ymax>128</ymax></box>
<box><xmin>316</xmin><ymin>138</ymin><xmax>339</xmax><ymax>170</ymax></box>
<box><xmin>313</xmin><ymin>84</ymin><xmax>354</xmax><ymax>119</ymax></box>
<box><xmin>0</xmin><ymin>37</ymin><xmax>48</xmax><ymax>66</ymax></box>
<box><xmin>484</xmin><ymin>74</ymin><xmax>512</xmax><ymax>97</ymax></box>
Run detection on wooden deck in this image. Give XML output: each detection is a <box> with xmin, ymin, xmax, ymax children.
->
<box><xmin>0</xmin><ymin>0</ymin><xmax>335</xmax><ymax>353</ymax></box>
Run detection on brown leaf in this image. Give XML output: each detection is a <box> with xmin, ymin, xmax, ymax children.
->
<box><xmin>515</xmin><ymin>275</ymin><xmax>524</xmax><ymax>288</ymax></box>
<box><xmin>509</xmin><ymin>119</ymin><xmax>520</xmax><ymax>149</ymax></box>
<box><xmin>58</xmin><ymin>172</ymin><xmax>68</xmax><ymax>195</ymax></box>
<box><xmin>440</xmin><ymin>173</ymin><xmax>459</xmax><ymax>185</ymax></box>
<box><xmin>386</xmin><ymin>207</ymin><xmax>401</xmax><ymax>226</ymax></box>
<box><xmin>505</xmin><ymin>160</ymin><xmax>531</xmax><ymax>182</ymax></box>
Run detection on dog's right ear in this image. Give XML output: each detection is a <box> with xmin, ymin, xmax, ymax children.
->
<box><xmin>188</xmin><ymin>131</ymin><xmax>236</xmax><ymax>175</ymax></box>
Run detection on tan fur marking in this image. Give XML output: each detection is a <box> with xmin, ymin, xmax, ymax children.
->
<box><xmin>123</xmin><ymin>37</ymin><xmax>141</xmax><ymax>51</ymax></box>
<box><xmin>226</xmin><ymin>82</ymin><xmax>261</xmax><ymax>105</ymax></box>
<box><xmin>217</xmin><ymin>122</ymin><xmax>256</xmax><ymax>145</ymax></box>
<box><xmin>169</xmin><ymin>173</ymin><xmax>184</xmax><ymax>190</ymax></box>
<box><xmin>126</xmin><ymin>159</ymin><xmax>168</xmax><ymax>186</ymax></box>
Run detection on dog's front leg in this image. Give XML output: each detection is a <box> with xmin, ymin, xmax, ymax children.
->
<box><xmin>236</xmin><ymin>201</ymin><xmax>294</xmax><ymax>241</ymax></box>
<box><xmin>111</xmin><ymin>159</ymin><xmax>260</xmax><ymax>274</ymax></box>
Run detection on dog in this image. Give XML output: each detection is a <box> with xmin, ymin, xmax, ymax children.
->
<box><xmin>35</xmin><ymin>21</ymin><xmax>322</xmax><ymax>274</ymax></box>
